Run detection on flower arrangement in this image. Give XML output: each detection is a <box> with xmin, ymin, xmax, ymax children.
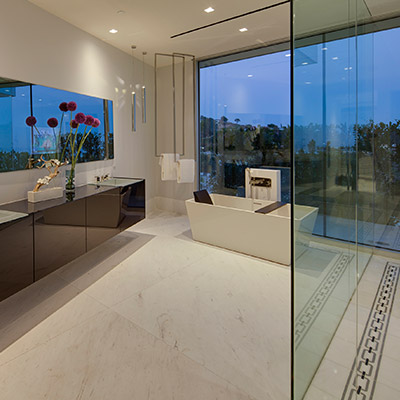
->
<box><xmin>26</xmin><ymin>101</ymin><xmax>101</xmax><ymax>191</ymax></box>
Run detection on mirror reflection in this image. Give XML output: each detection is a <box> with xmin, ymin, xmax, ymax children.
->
<box><xmin>0</xmin><ymin>77</ymin><xmax>114</xmax><ymax>172</ymax></box>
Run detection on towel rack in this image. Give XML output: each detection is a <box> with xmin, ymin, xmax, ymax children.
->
<box><xmin>173</xmin><ymin>53</ymin><xmax>196</xmax><ymax>162</ymax></box>
<box><xmin>154</xmin><ymin>52</ymin><xmax>196</xmax><ymax>161</ymax></box>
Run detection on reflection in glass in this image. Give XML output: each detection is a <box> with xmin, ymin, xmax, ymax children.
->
<box><xmin>0</xmin><ymin>77</ymin><xmax>114</xmax><ymax>173</ymax></box>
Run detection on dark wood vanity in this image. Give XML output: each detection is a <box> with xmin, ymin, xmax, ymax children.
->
<box><xmin>0</xmin><ymin>178</ymin><xmax>145</xmax><ymax>302</ymax></box>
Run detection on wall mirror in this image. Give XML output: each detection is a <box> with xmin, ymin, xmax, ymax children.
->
<box><xmin>0</xmin><ymin>77</ymin><xmax>114</xmax><ymax>173</ymax></box>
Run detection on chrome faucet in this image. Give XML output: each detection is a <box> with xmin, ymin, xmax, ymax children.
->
<box><xmin>95</xmin><ymin>174</ymin><xmax>110</xmax><ymax>182</ymax></box>
<box><xmin>250</xmin><ymin>177</ymin><xmax>271</xmax><ymax>187</ymax></box>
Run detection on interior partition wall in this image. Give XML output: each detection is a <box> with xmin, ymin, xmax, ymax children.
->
<box><xmin>292</xmin><ymin>0</ymin><xmax>374</xmax><ymax>398</ymax></box>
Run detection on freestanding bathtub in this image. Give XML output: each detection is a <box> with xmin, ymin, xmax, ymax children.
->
<box><xmin>186</xmin><ymin>194</ymin><xmax>318</xmax><ymax>265</ymax></box>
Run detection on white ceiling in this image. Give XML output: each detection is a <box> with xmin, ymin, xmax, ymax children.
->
<box><xmin>27</xmin><ymin>0</ymin><xmax>400</xmax><ymax>65</ymax></box>
<box><xmin>365</xmin><ymin>0</ymin><xmax>400</xmax><ymax>17</ymax></box>
<box><xmin>28</xmin><ymin>0</ymin><xmax>290</xmax><ymax>64</ymax></box>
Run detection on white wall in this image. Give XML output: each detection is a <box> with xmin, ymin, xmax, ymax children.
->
<box><xmin>0</xmin><ymin>0</ymin><xmax>156</xmax><ymax>209</ymax></box>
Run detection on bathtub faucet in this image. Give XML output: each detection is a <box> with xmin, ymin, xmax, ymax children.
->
<box><xmin>249</xmin><ymin>177</ymin><xmax>272</xmax><ymax>187</ymax></box>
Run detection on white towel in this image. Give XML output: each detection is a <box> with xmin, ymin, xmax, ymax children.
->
<box><xmin>160</xmin><ymin>153</ymin><xmax>179</xmax><ymax>181</ymax></box>
<box><xmin>177</xmin><ymin>159</ymin><xmax>195</xmax><ymax>184</ymax></box>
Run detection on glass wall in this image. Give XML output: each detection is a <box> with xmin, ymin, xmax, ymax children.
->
<box><xmin>292</xmin><ymin>1</ymin><xmax>400</xmax><ymax>399</ymax></box>
<box><xmin>199</xmin><ymin>46</ymin><xmax>291</xmax><ymax>201</ymax></box>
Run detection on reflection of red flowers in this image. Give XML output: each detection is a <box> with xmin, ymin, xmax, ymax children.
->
<box><xmin>26</xmin><ymin>116</ymin><xmax>37</xmax><ymax>127</ymax></box>
<box><xmin>59</xmin><ymin>102</ymin><xmax>68</xmax><ymax>112</ymax></box>
<box><xmin>70</xmin><ymin>120</ymin><xmax>78</xmax><ymax>129</ymax></box>
<box><xmin>47</xmin><ymin>117</ymin><xmax>58</xmax><ymax>128</ymax></box>
<box><xmin>75</xmin><ymin>112</ymin><xmax>86</xmax><ymax>124</ymax></box>
<box><xmin>92</xmin><ymin>118</ymin><xmax>101</xmax><ymax>128</ymax></box>
<box><xmin>84</xmin><ymin>115</ymin><xmax>94</xmax><ymax>126</ymax></box>
<box><xmin>67</xmin><ymin>101</ymin><xmax>77</xmax><ymax>111</ymax></box>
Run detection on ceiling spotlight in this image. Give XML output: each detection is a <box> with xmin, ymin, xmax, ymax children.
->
<box><xmin>239</xmin><ymin>28</ymin><xmax>248</xmax><ymax>32</ymax></box>
<box><xmin>109</xmin><ymin>29</ymin><xmax>118</xmax><ymax>34</ymax></box>
<box><xmin>204</xmin><ymin>7</ymin><xmax>215</xmax><ymax>13</ymax></box>
<box><xmin>302</xmin><ymin>62</ymin><xmax>308</xmax><ymax>65</ymax></box>
<box><xmin>332</xmin><ymin>56</ymin><xmax>339</xmax><ymax>60</ymax></box>
<box><xmin>322</xmin><ymin>47</ymin><xmax>328</xmax><ymax>51</ymax></box>
<box><xmin>248</xmin><ymin>74</ymin><xmax>253</xmax><ymax>78</ymax></box>
<box><xmin>285</xmin><ymin>53</ymin><xmax>291</xmax><ymax>57</ymax></box>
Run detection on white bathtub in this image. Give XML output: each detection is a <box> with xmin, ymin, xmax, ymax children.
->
<box><xmin>185</xmin><ymin>194</ymin><xmax>318</xmax><ymax>265</ymax></box>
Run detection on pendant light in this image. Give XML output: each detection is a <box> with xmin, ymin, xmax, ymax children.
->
<box><xmin>131</xmin><ymin>45</ymin><xmax>136</xmax><ymax>132</ymax></box>
<box><xmin>142</xmin><ymin>51</ymin><xmax>147</xmax><ymax>124</ymax></box>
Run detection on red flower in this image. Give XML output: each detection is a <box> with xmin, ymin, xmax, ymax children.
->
<box><xmin>84</xmin><ymin>115</ymin><xmax>94</xmax><ymax>126</ymax></box>
<box><xmin>59</xmin><ymin>102</ymin><xmax>68</xmax><ymax>112</ymax></box>
<box><xmin>92</xmin><ymin>118</ymin><xmax>101</xmax><ymax>128</ymax></box>
<box><xmin>26</xmin><ymin>116</ymin><xmax>37</xmax><ymax>127</ymax></box>
<box><xmin>47</xmin><ymin>117</ymin><xmax>58</xmax><ymax>128</ymax></box>
<box><xmin>70</xmin><ymin>120</ymin><xmax>79</xmax><ymax>129</ymax></box>
<box><xmin>67</xmin><ymin>101</ymin><xmax>77</xmax><ymax>111</ymax></box>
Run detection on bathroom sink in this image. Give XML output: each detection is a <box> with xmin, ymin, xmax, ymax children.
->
<box><xmin>89</xmin><ymin>178</ymin><xmax>143</xmax><ymax>187</ymax></box>
<box><xmin>0</xmin><ymin>210</ymin><xmax>28</xmax><ymax>224</ymax></box>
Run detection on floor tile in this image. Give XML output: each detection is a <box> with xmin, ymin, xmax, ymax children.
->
<box><xmin>373</xmin><ymin>381</ymin><xmax>400</xmax><ymax>400</ymax></box>
<box><xmin>0</xmin><ymin>273</ymin><xmax>82</xmax><ymax>353</ymax></box>
<box><xmin>311</xmin><ymin>359</ymin><xmax>351</xmax><ymax>398</ymax></box>
<box><xmin>376</xmin><ymin>355</ymin><xmax>400</xmax><ymax>391</ymax></box>
<box><xmin>304</xmin><ymin>385</ymin><xmax>337</xmax><ymax>400</ymax></box>
<box><xmin>79</xmin><ymin>235</ymin><xmax>213</xmax><ymax>307</ymax></box>
<box><xmin>112</xmin><ymin>249</ymin><xmax>290</xmax><ymax>400</ymax></box>
<box><xmin>0</xmin><ymin>310</ymin><xmax>255</xmax><ymax>400</ymax></box>
<box><xmin>0</xmin><ymin>291</ymin><xmax>106</xmax><ymax>366</ymax></box>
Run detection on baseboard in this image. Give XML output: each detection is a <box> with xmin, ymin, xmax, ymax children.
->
<box><xmin>146</xmin><ymin>198</ymin><xmax>156</xmax><ymax>215</ymax></box>
<box><xmin>155</xmin><ymin>196</ymin><xmax>187</xmax><ymax>215</ymax></box>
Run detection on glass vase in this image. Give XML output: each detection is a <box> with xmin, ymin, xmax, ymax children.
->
<box><xmin>66</xmin><ymin>168</ymin><xmax>75</xmax><ymax>192</ymax></box>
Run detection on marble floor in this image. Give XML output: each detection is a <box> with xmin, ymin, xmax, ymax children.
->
<box><xmin>0</xmin><ymin>210</ymin><xmax>290</xmax><ymax>400</ymax></box>
<box><xmin>304</xmin><ymin>255</ymin><xmax>400</xmax><ymax>400</ymax></box>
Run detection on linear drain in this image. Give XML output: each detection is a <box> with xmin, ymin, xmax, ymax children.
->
<box><xmin>341</xmin><ymin>263</ymin><xmax>400</xmax><ymax>400</ymax></box>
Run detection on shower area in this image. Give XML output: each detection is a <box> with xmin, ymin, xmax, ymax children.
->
<box><xmin>292</xmin><ymin>0</ymin><xmax>400</xmax><ymax>399</ymax></box>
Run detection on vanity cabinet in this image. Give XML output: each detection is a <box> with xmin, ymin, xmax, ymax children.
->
<box><xmin>86</xmin><ymin>187</ymin><xmax>122</xmax><ymax>251</ymax></box>
<box><xmin>0</xmin><ymin>215</ymin><xmax>34</xmax><ymax>302</ymax></box>
<box><xmin>0</xmin><ymin>178</ymin><xmax>145</xmax><ymax>300</ymax></box>
<box><xmin>34</xmin><ymin>199</ymin><xmax>86</xmax><ymax>280</ymax></box>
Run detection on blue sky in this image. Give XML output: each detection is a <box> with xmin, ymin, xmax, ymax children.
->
<box><xmin>200</xmin><ymin>26</ymin><xmax>400</xmax><ymax>134</ymax></box>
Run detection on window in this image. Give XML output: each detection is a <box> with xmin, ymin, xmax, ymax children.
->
<box><xmin>199</xmin><ymin>46</ymin><xmax>291</xmax><ymax>201</ymax></box>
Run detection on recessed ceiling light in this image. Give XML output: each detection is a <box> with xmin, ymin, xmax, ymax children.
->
<box><xmin>302</xmin><ymin>62</ymin><xmax>308</xmax><ymax>65</ymax></box>
<box><xmin>239</xmin><ymin>28</ymin><xmax>248</xmax><ymax>32</ymax></box>
<box><xmin>305</xmin><ymin>82</ymin><xmax>311</xmax><ymax>85</ymax></box>
<box><xmin>285</xmin><ymin>53</ymin><xmax>291</xmax><ymax>57</ymax></box>
<box><xmin>109</xmin><ymin>29</ymin><xmax>118</xmax><ymax>34</ymax></box>
<box><xmin>332</xmin><ymin>56</ymin><xmax>339</xmax><ymax>60</ymax></box>
<box><xmin>322</xmin><ymin>47</ymin><xmax>328</xmax><ymax>51</ymax></box>
<box><xmin>204</xmin><ymin>7</ymin><xmax>215</xmax><ymax>13</ymax></box>
<box><xmin>248</xmin><ymin>74</ymin><xmax>253</xmax><ymax>78</ymax></box>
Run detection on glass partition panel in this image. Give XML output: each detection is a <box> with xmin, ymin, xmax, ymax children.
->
<box><xmin>293</xmin><ymin>1</ymin><xmax>360</xmax><ymax>398</ymax></box>
<box><xmin>293</xmin><ymin>6</ymin><xmax>400</xmax><ymax>398</ymax></box>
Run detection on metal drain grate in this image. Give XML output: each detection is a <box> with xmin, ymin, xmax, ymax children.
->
<box><xmin>341</xmin><ymin>263</ymin><xmax>400</xmax><ymax>400</ymax></box>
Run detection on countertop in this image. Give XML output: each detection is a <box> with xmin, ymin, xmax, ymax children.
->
<box><xmin>0</xmin><ymin>178</ymin><xmax>144</xmax><ymax>217</ymax></box>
